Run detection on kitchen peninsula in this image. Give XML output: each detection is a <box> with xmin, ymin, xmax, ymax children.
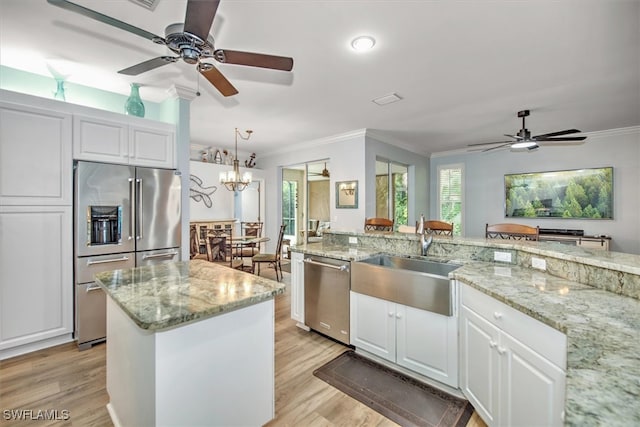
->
<box><xmin>95</xmin><ymin>260</ymin><xmax>285</xmax><ymax>427</ymax></box>
<box><xmin>292</xmin><ymin>230</ymin><xmax>640</xmax><ymax>427</ymax></box>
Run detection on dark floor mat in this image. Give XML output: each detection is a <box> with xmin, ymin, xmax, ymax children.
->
<box><xmin>313</xmin><ymin>350</ymin><xmax>473</xmax><ymax>427</ymax></box>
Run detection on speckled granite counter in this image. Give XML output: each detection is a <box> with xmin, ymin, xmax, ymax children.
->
<box><xmin>95</xmin><ymin>259</ymin><xmax>285</xmax><ymax>331</ymax></box>
<box><xmin>292</xmin><ymin>235</ymin><xmax>640</xmax><ymax>426</ymax></box>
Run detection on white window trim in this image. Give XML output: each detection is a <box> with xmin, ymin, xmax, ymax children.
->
<box><xmin>437</xmin><ymin>163</ymin><xmax>465</xmax><ymax>236</ymax></box>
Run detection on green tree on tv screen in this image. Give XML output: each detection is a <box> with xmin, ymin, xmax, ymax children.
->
<box><xmin>505</xmin><ymin>168</ymin><xmax>612</xmax><ymax>219</ymax></box>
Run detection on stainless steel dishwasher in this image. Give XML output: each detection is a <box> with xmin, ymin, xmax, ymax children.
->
<box><xmin>303</xmin><ymin>255</ymin><xmax>351</xmax><ymax>345</ymax></box>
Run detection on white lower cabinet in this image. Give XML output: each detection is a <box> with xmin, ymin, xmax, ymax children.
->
<box><xmin>0</xmin><ymin>206</ymin><xmax>73</xmax><ymax>359</ymax></box>
<box><xmin>460</xmin><ymin>284</ymin><xmax>566</xmax><ymax>427</ymax></box>
<box><xmin>290</xmin><ymin>251</ymin><xmax>305</xmax><ymax>323</ymax></box>
<box><xmin>350</xmin><ymin>291</ymin><xmax>458</xmax><ymax>388</ymax></box>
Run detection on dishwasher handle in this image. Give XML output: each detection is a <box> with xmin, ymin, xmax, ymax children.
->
<box><xmin>304</xmin><ymin>258</ymin><xmax>349</xmax><ymax>272</ymax></box>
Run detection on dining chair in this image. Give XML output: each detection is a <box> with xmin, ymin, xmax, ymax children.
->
<box><xmin>207</xmin><ymin>228</ymin><xmax>244</xmax><ymax>270</ymax></box>
<box><xmin>252</xmin><ymin>224</ymin><xmax>286</xmax><ymax>282</ymax></box>
<box><xmin>364</xmin><ymin>218</ymin><xmax>394</xmax><ymax>231</ymax></box>
<box><xmin>190</xmin><ymin>225</ymin><xmax>208</xmax><ymax>260</ymax></box>
<box><xmin>485</xmin><ymin>223</ymin><xmax>540</xmax><ymax>241</ymax></box>
<box><xmin>425</xmin><ymin>220</ymin><xmax>454</xmax><ymax>236</ymax></box>
<box><xmin>237</xmin><ymin>221</ymin><xmax>263</xmax><ymax>258</ymax></box>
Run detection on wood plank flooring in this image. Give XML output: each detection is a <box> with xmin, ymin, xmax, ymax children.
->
<box><xmin>0</xmin><ymin>265</ymin><xmax>486</xmax><ymax>427</ymax></box>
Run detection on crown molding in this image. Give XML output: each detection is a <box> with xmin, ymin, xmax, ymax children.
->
<box><xmin>261</xmin><ymin>129</ymin><xmax>368</xmax><ymax>157</ymax></box>
<box><xmin>364</xmin><ymin>129</ymin><xmax>430</xmax><ymax>156</ymax></box>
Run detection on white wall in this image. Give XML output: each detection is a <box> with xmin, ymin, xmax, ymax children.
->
<box><xmin>430</xmin><ymin>127</ymin><xmax>640</xmax><ymax>254</ymax></box>
<box><xmin>365</xmin><ymin>136</ymin><xmax>430</xmax><ymax>224</ymax></box>
<box><xmin>189</xmin><ymin>161</ymin><xmax>265</xmax><ymax>231</ymax></box>
<box><xmin>259</xmin><ymin>129</ymin><xmax>430</xmax><ymax>252</ymax></box>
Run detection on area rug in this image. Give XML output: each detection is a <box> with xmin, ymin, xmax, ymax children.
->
<box><xmin>313</xmin><ymin>350</ymin><xmax>473</xmax><ymax>427</ymax></box>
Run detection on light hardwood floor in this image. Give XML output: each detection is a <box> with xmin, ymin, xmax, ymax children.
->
<box><xmin>0</xmin><ymin>265</ymin><xmax>486</xmax><ymax>427</ymax></box>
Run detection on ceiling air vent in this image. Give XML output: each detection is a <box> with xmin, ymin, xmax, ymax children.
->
<box><xmin>129</xmin><ymin>0</ymin><xmax>160</xmax><ymax>11</ymax></box>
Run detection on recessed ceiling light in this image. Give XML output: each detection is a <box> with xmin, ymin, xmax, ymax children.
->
<box><xmin>351</xmin><ymin>36</ymin><xmax>376</xmax><ymax>52</ymax></box>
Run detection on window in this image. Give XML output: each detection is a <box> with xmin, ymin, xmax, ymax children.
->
<box><xmin>438</xmin><ymin>164</ymin><xmax>463</xmax><ymax>235</ymax></box>
<box><xmin>376</xmin><ymin>159</ymin><xmax>408</xmax><ymax>228</ymax></box>
<box><xmin>282</xmin><ymin>180</ymin><xmax>297</xmax><ymax>239</ymax></box>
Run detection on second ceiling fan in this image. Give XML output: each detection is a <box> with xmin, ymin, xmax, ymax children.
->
<box><xmin>47</xmin><ymin>0</ymin><xmax>294</xmax><ymax>97</ymax></box>
<box><xmin>468</xmin><ymin>110</ymin><xmax>587</xmax><ymax>152</ymax></box>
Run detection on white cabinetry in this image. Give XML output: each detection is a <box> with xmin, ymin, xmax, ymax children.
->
<box><xmin>0</xmin><ymin>95</ymin><xmax>74</xmax><ymax>359</ymax></box>
<box><xmin>290</xmin><ymin>251</ymin><xmax>305</xmax><ymax>325</ymax></box>
<box><xmin>460</xmin><ymin>284</ymin><xmax>566</xmax><ymax>427</ymax></box>
<box><xmin>74</xmin><ymin>113</ymin><xmax>175</xmax><ymax>168</ymax></box>
<box><xmin>0</xmin><ymin>102</ymin><xmax>72</xmax><ymax>206</ymax></box>
<box><xmin>350</xmin><ymin>291</ymin><xmax>458</xmax><ymax>388</ymax></box>
<box><xmin>0</xmin><ymin>207</ymin><xmax>73</xmax><ymax>353</ymax></box>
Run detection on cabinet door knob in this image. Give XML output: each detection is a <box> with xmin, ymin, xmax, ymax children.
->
<box><xmin>497</xmin><ymin>346</ymin><xmax>507</xmax><ymax>355</ymax></box>
<box><xmin>388</xmin><ymin>311</ymin><xmax>394</xmax><ymax>317</ymax></box>
<box><xmin>396</xmin><ymin>313</ymin><xmax>402</xmax><ymax>319</ymax></box>
<box><xmin>489</xmin><ymin>340</ymin><xmax>497</xmax><ymax>348</ymax></box>
<box><xmin>493</xmin><ymin>312</ymin><xmax>503</xmax><ymax>319</ymax></box>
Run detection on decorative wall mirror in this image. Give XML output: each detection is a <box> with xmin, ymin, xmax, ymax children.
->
<box><xmin>336</xmin><ymin>180</ymin><xmax>358</xmax><ymax>209</ymax></box>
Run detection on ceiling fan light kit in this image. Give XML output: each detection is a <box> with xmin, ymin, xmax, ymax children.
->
<box><xmin>468</xmin><ymin>109</ymin><xmax>587</xmax><ymax>153</ymax></box>
<box><xmin>47</xmin><ymin>0</ymin><xmax>294</xmax><ymax>97</ymax></box>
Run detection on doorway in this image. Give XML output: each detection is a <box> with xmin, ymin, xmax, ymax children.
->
<box><xmin>281</xmin><ymin>160</ymin><xmax>330</xmax><ymax>245</ymax></box>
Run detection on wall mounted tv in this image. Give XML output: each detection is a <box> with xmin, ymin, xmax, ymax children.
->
<box><xmin>504</xmin><ymin>167</ymin><xmax>613</xmax><ymax>219</ymax></box>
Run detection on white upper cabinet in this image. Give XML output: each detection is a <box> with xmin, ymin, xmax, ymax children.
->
<box><xmin>0</xmin><ymin>102</ymin><xmax>72</xmax><ymax>206</ymax></box>
<box><xmin>73</xmin><ymin>114</ymin><xmax>128</xmax><ymax>164</ymax></box>
<box><xmin>74</xmin><ymin>113</ymin><xmax>175</xmax><ymax>168</ymax></box>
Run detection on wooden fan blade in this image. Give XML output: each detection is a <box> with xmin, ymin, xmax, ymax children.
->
<box><xmin>533</xmin><ymin>129</ymin><xmax>581</xmax><ymax>139</ymax></box>
<box><xmin>468</xmin><ymin>140</ymin><xmax>513</xmax><ymax>147</ymax></box>
<box><xmin>184</xmin><ymin>0</ymin><xmax>220</xmax><ymax>41</ymax></box>
<box><xmin>215</xmin><ymin>49</ymin><xmax>294</xmax><ymax>71</ymax></box>
<box><xmin>537</xmin><ymin>136</ymin><xmax>587</xmax><ymax>142</ymax></box>
<box><xmin>118</xmin><ymin>56</ymin><xmax>178</xmax><ymax>75</ymax></box>
<box><xmin>199</xmin><ymin>64</ymin><xmax>238</xmax><ymax>97</ymax></box>
<box><xmin>47</xmin><ymin>0</ymin><xmax>163</xmax><ymax>42</ymax></box>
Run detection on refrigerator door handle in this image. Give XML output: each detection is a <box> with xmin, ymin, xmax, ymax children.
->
<box><xmin>136</xmin><ymin>178</ymin><xmax>143</xmax><ymax>240</ymax></box>
<box><xmin>142</xmin><ymin>251</ymin><xmax>179</xmax><ymax>260</ymax></box>
<box><xmin>128</xmin><ymin>178</ymin><xmax>135</xmax><ymax>240</ymax></box>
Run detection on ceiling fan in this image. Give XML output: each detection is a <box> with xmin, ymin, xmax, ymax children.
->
<box><xmin>47</xmin><ymin>0</ymin><xmax>294</xmax><ymax>97</ymax></box>
<box><xmin>468</xmin><ymin>110</ymin><xmax>587</xmax><ymax>152</ymax></box>
<box><xmin>309</xmin><ymin>163</ymin><xmax>330</xmax><ymax>178</ymax></box>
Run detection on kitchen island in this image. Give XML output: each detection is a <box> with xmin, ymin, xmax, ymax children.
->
<box><xmin>292</xmin><ymin>231</ymin><xmax>640</xmax><ymax>427</ymax></box>
<box><xmin>95</xmin><ymin>260</ymin><xmax>285</xmax><ymax>427</ymax></box>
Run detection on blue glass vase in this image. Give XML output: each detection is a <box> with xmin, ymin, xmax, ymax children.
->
<box><xmin>124</xmin><ymin>83</ymin><xmax>145</xmax><ymax>117</ymax></box>
<box><xmin>53</xmin><ymin>78</ymin><xmax>66</xmax><ymax>101</ymax></box>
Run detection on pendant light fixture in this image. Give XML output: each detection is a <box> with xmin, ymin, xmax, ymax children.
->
<box><xmin>219</xmin><ymin>128</ymin><xmax>253</xmax><ymax>191</ymax></box>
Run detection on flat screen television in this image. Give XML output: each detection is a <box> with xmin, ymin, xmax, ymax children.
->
<box><xmin>504</xmin><ymin>167</ymin><xmax>613</xmax><ymax>219</ymax></box>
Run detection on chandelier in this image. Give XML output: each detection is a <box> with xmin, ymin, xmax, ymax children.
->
<box><xmin>219</xmin><ymin>128</ymin><xmax>253</xmax><ymax>191</ymax></box>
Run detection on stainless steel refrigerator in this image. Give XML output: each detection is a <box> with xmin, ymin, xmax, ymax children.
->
<box><xmin>74</xmin><ymin>161</ymin><xmax>181</xmax><ymax>349</ymax></box>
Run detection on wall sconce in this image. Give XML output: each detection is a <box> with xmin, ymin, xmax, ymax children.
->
<box><xmin>336</xmin><ymin>180</ymin><xmax>358</xmax><ymax>209</ymax></box>
<box><xmin>340</xmin><ymin>182</ymin><xmax>356</xmax><ymax>195</ymax></box>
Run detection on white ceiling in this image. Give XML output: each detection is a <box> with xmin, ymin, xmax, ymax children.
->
<box><xmin>1</xmin><ymin>0</ymin><xmax>638</xmax><ymax>157</ymax></box>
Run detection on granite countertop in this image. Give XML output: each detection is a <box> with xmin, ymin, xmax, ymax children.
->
<box><xmin>453</xmin><ymin>263</ymin><xmax>640</xmax><ymax>426</ymax></box>
<box><xmin>291</xmin><ymin>242</ymin><xmax>379</xmax><ymax>261</ymax></box>
<box><xmin>95</xmin><ymin>260</ymin><xmax>285</xmax><ymax>331</ymax></box>
<box><xmin>292</xmin><ymin>240</ymin><xmax>640</xmax><ymax>426</ymax></box>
